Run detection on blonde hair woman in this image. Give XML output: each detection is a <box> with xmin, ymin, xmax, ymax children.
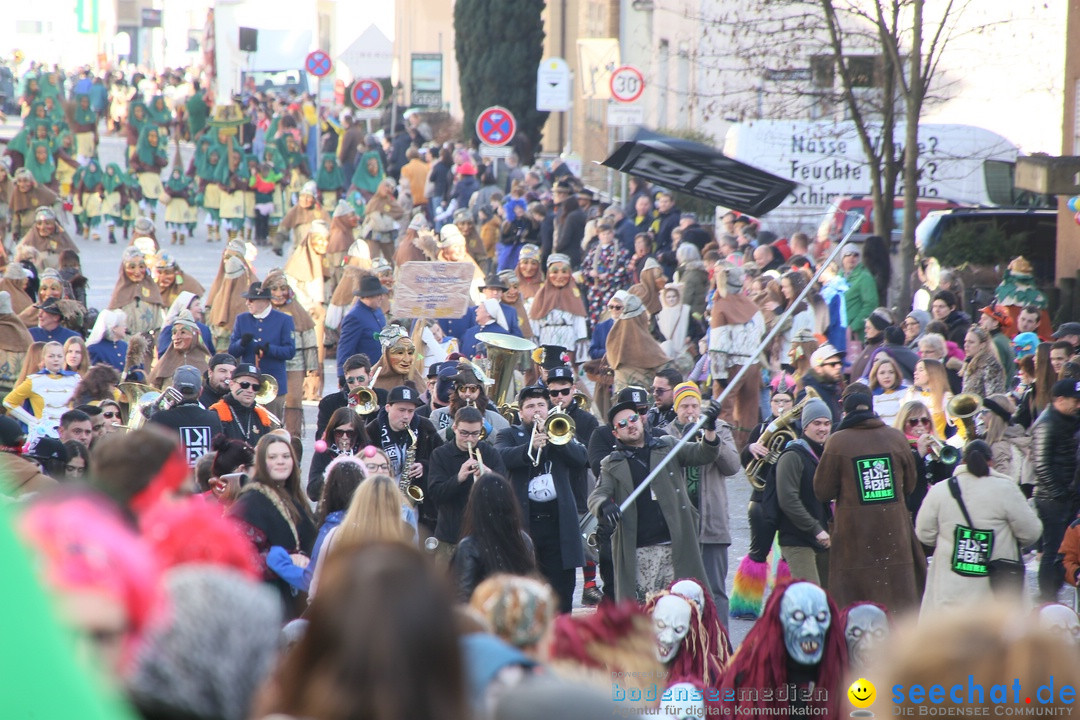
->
<box><xmin>902</xmin><ymin>358</ymin><xmax>956</xmax><ymax>442</ymax></box>
<box><xmin>309</xmin><ymin>472</ymin><xmax>415</xmax><ymax>599</ymax></box>
<box><xmin>894</xmin><ymin>400</ymin><xmax>958</xmax><ymax>517</ymax></box>
<box><xmin>961</xmin><ymin>326</ymin><xmax>1007</xmax><ymax>399</ymax></box>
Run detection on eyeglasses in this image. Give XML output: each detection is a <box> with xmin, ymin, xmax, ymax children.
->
<box><xmin>102</xmin><ymin>411</ymin><xmax>119</xmax><ymax>419</ymax></box>
<box><xmin>906</xmin><ymin>417</ymin><xmax>931</xmax><ymax>427</ymax></box>
<box><xmin>456</xmin><ymin>429</ymin><xmax>483</xmax><ymax>439</ymax></box>
<box><xmin>615</xmin><ymin>414</ymin><xmax>640</xmax><ymax>429</ymax></box>
<box><xmin>365</xmin><ymin>462</ymin><xmax>391</xmax><ymax>473</ymax></box>
<box><xmin>549</xmin><ymin>387</ymin><xmax>573</xmax><ymax>397</ymax></box>
<box><xmin>345</xmin><ymin>375</ymin><xmax>368</xmax><ymax>385</ymax></box>
<box><xmin>65</xmin><ymin>464</ymin><xmax>86</xmax><ymax>474</ymax></box>
<box><xmin>236</xmin><ymin>381</ymin><xmax>257</xmax><ymax>390</ymax></box>
<box><xmin>333</xmin><ymin>428</ymin><xmax>355</xmax><ymax>437</ymax></box>
<box><xmin>457</xmin><ymin>384</ymin><xmax>480</xmax><ymax>393</ymax></box>
<box><xmin>902</xmin><ymin>319</ymin><xmax>919</xmax><ymax>328</ymax></box>
<box><xmin>651</xmin><ymin>387</ymin><xmax>670</xmax><ymax>396</ymax></box>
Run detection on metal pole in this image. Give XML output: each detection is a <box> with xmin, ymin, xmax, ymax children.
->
<box><xmin>614</xmin><ymin>215</ymin><xmax>861</xmax><ymax>513</ymax></box>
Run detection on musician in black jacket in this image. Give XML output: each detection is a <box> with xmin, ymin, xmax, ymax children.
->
<box><xmin>495</xmin><ymin>385</ymin><xmax>587</xmax><ymax>612</ymax></box>
<box><xmin>428</xmin><ymin>407</ymin><xmax>507</xmax><ymax>553</ymax></box>
<box><xmin>315</xmin><ymin>353</ymin><xmax>379</xmax><ymax>439</ymax></box>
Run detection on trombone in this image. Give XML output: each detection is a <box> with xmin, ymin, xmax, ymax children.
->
<box><xmin>526</xmin><ymin>408</ymin><xmax>576</xmax><ymax>466</ymax></box>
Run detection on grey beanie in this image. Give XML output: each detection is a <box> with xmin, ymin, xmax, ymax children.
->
<box><xmin>126</xmin><ymin>567</ymin><xmax>282</xmax><ymax>720</ymax></box>
<box><xmin>801</xmin><ymin>398</ymin><xmax>832</xmax><ymax>426</ymax></box>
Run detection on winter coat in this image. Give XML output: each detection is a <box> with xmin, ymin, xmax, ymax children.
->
<box><xmin>843</xmin><ymin>264</ymin><xmax>878</xmax><ymax>342</ymax></box>
<box><xmin>961</xmin><ymin>351</ymin><xmax>1007</xmax><ymax>399</ymax></box>
<box><xmin>428</xmin><ymin>440</ymin><xmax>508</xmax><ymax>544</ymax></box>
<box><xmin>452</xmin><ymin>531</ymin><xmax>535</xmax><ymax>602</ymax></box>
<box><xmin>1031</xmin><ymin>407</ymin><xmax>1080</xmax><ymax>502</ymax></box>
<box><xmin>944</xmin><ymin>309</ymin><xmax>972</xmax><ymax>346</ymax></box>
<box><xmin>589</xmin><ymin>434</ymin><xmax>720</xmax><ymax>601</ymax></box>
<box><xmin>663</xmin><ymin>419</ymin><xmax>741</xmax><ymax>544</ymax></box>
<box><xmin>494</xmin><ymin>424</ymin><xmax>587</xmax><ymax>571</ymax></box>
<box><xmin>915</xmin><ymin>465</ymin><xmax>1041</xmax><ymax>614</ymax></box>
<box><xmin>365</xmin><ymin>411</ymin><xmax>444</xmax><ymax>528</ymax></box>
<box><xmin>776</xmin><ymin>439</ymin><xmax>831</xmax><ymax>548</ymax></box>
<box><xmin>813</xmin><ymin>415</ymin><xmax>926</xmax><ymax>612</ymax></box>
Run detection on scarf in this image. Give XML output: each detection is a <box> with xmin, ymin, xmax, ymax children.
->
<box><xmin>265</xmin><ymin>270</ymin><xmax>316</xmax><ymax>333</ymax></box>
<box><xmin>18</xmin><ymin>227</ymin><xmax>79</xmax><ymax>256</ymax></box>
<box><xmin>373</xmin><ymin>349</ymin><xmax>425</xmax><ymax>392</ymax></box>
<box><xmin>606</xmin><ymin>313</ymin><xmax>669</xmax><ymax>370</ymax></box>
<box><xmin>73</xmin><ymin>97</ymin><xmax>96</xmax><ymax>127</ymax></box>
<box><xmin>9</xmin><ymin>183</ymin><xmax>58</xmax><ymax>215</ymax></box>
<box><xmin>836</xmin><ymin>409</ymin><xmax>878</xmax><ymax>432</ymax></box>
<box><xmin>134</xmin><ymin>125</ymin><xmax>167</xmax><ymax>168</ymax></box>
<box><xmin>351</xmin><ymin>150</ymin><xmax>385</xmax><ymax>194</ymax></box>
<box><xmin>327</xmin><ymin>216</ymin><xmax>356</xmax><ymax>254</ymax></box>
<box><xmin>515</xmin><ymin>266</ymin><xmax>544</xmax><ymax>301</ymax></box>
<box><xmin>710</xmin><ymin>289</ymin><xmax>759</xmax><ymax>328</ymax></box>
<box><xmin>376</xmin><ymin>407</ymin><xmax>413</xmax><ymax>479</ymax></box>
<box><xmin>528</xmin><ymin>277</ymin><xmax>587</xmax><ymax>321</ymax></box>
<box><xmin>80</xmin><ymin>161</ymin><xmax>104</xmax><ymax>191</ymax></box>
<box><xmin>24</xmin><ymin>141</ymin><xmax>55</xmax><ymax>185</ymax></box>
<box><xmin>149</xmin><ymin>341</ymin><xmax>210</xmax><ymax>388</ymax></box>
<box><xmin>316</xmin><ymin>157</ymin><xmax>345</xmax><ymax>190</ymax></box>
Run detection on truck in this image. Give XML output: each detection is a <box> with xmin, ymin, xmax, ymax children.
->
<box><xmin>722</xmin><ymin>120</ymin><xmax>1021</xmax><ymax>236</ymax></box>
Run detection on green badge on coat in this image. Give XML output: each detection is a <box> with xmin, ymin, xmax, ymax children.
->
<box><xmin>854</xmin><ymin>455</ymin><xmax>896</xmax><ymax>503</ymax></box>
<box><xmin>951</xmin><ymin>525</ymin><xmax>993</xmax><ymax>577</ymax></box>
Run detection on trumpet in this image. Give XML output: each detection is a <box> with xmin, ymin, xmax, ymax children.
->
<box><xmin>467</xmin><ymin>442</ymin><xmax>485</xmax><ymax>476</ymax></box>
<box><xmin>926</xmin><ymin>436</ymin><xmax>960</xmax><ymax>465</ymax></box>
<box><xmin>526</xmin><ymin>409</ymin><xmax>576</xmax><ymax>466</ymax></box>
<box><xmin>572</xmin><ymin>392</ymin><xmax>591</xmax><ymax>412</ymax></box>
<box><xmin>349</xmin><ymin>386</ymin><xmax>378</xmax><ymax>414</ymax></box>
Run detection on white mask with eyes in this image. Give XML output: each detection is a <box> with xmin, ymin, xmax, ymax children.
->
<box><xmin>653</xmin><ymin>595</ymin><xmax>692</xmax><ymax>663</ymax></box>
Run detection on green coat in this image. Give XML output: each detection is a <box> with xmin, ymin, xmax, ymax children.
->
<box><xmin>589</xmin><ymin>434</ymin><xmax>719</xmax><ymax>601</ymax></box>
<box><xmin>844</xmin><ymin>263</ymin><xmax>878</xmax><ymax>342</ymax></box>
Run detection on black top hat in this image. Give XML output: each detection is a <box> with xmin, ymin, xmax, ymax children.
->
<box><xmin>356</xmin><ymin>275</ymin><xmax>390</xmax><ymax>298</ymax></box>
<box><xmin>387</xmin><ymin>385</ymin><xmax>423</xmax><ymax>406</ymax></box>
<box><xmin>479</xmin><ymin>274</ymin><xmax>508</xmax><ymax>292</ymax></box>
<box><xmin>34</xmin><ymin>297</ymin><xmax>63</xmax><ymax>315</ymax></box>
<box><xmin>241</xmin><ymin>282</ymin><xmax>271</xmax><ymax>300</ymax></box>
<box><xmin>539</xmin><ymin>345</ymin><xmax>569</xmax><ymax>370</ymax></box>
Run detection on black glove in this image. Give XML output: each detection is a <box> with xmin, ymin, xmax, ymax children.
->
<box><xmin>241</xmin><ymin>333</ymin><xmax>254</xmax><ymax>346</ymax></box>
<box><xmin>257</xmin><ymin>343</ymin><xmax>269</xmax><ymax>354</ymax></box>
<box><xmin>702</xmin><ymin>400</ymin><xmax>721</xmax><ymax>430</ymax></box>
<box><xmin>601</xmin><ymin>500</ymin><xmax>622</xmax><ymax>527</ymax></box>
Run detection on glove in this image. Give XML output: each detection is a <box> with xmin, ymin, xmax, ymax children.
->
<box><xmin>241</xmin><ymin>333</ymin><xmax>254</xmax><ymax>346</ymax></box>
<box><xmin>702</xmin><ymin>400</ymin><xmax>721</xmax><ymax>430</ymax></box>
<box><xmin>601</xmin><ymin>500</ymin><xmax>622</xmax><ymax>527</ymax></box>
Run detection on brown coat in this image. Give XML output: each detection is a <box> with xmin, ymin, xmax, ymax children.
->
<box><xmin>813</xmin><ymin>415</ymin><xmax>926</xmax><ymax>613</ymax></box>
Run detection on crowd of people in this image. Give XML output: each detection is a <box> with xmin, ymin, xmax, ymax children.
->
<box><xmin>4</xmin><ymin>60</ymin><xmax>1080</xmax><ymax>720</ymax></box>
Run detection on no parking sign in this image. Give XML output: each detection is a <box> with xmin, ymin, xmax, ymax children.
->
<box><xmin>475</xmin><ymin>106</ymin><xmax>516</xmax><ymax>147</ymax></box>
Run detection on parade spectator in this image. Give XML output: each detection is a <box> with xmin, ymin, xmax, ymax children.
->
<box><xmin>842</xmin><ymin>246</ymin><xmax>878</xmax><ymax>343</ymax></box>
<box><xmin>800</xmin><ymin>344</ymin><xmax>844</xmax><ymax>424</ymax></box>
<box><xmin>869</xmin><ymin>355</ymin><xmax>909</xmax><ymax>426</ymax></box>
<box><xmin>931</xmin><ymin>290</ymin><xmax>972</xmax><ymax>345</ymax></box>
<box><xmin>814</xmin><ymin>392</ymin><xmax>925</xmax><ymax>613</ymax></box>
<box><xmin>1032</xmin><ymin>379</ymin><xmax>1080</xmax><ymax>602</ymax></box>
<box><xmin>961</xmin><ymin>326</ymin><xmax>1007</xmax><ymax>399</ymax></box>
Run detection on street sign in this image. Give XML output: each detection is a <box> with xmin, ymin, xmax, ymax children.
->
<box><xmin>607</xmin><ymin>102</ymin><xmax>645</xmax><ymax>127</ymax></box>
<box><xmin>536</xmin><ymin>57</ymin><xmax>572</xmax><ymax>112</ymax></box>
<box><xmin>352</xmin><ymin>109</ymin><xmax>383</xmax><ymax>121</ymax></box>
<box><xmin>479</xmin><ymin>144</ymin><xmax>513</xmax><ymax>159</ymax></box>
<box><xmin>339</xmin><ymin>25</ymin><xmax>393</xmax><ymax>78</ymax></box>
<box><xmin>475</xmin><ymin>106</ymin><xmax>516</xmax><ymax>147</ymax></box>
<box><xmin>351</xmin><ymin>79</ymin><xmax>384</xmax><ymax>109</ymax></box>
<box><xmin>305</xmin><ymin>50</ymin><xmax>333</xmax><ymax>78</ymax></box>
<box><xmin>411</xmin><ymin>53</ymin><xmax>443</xmax><ymax>108</ymax></box>
<box><xmin>609</xmin><ymin>65</ymin><xmax>645</xmax><ymax>103</ymax></box>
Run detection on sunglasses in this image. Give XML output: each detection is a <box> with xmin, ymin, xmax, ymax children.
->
<box><xmin>906</xmin><ymin>417</ymin><xmax>931</xmax><ymax>427</ymax></box>
<box><xmin>457</xmin><ymin>384</ymin><xmax>480</xmax><ymax>392</ymax></box>
<box><xmin>608</xmin><ymin>303</ymin><xmax>624</xmax><ymax>311</ymax></box>
<box><xmin>549</xmin><ymin>387</ymin><xmax>573</xmax><ymax>397</ymax></box>
<box><xmin>102</xmin><ymin>411</ymin><xmax>119</xmax><ymax>419</ymax></box>
<box><xmin>345</xmin><ymin>375</ymin><xmax>368</xmax><ymax>385</ymax></box>
<box><xmin>652</xmin><ymin>387</ymin><xmax>670</xmax><ymax>395</ymax></box>
<box><xmin>235</xmin><ymin>381</ymin><xmax>257</xmax><ymax>390</ymax></box>
<box><xmin>615</xmin><ymin>414</ymin><xmax>640</xmax><ymax>429</ymax></box>
<box><xmin>333</xmin><ymin>428</ymin><xmax>355</xmax><ymax>437</ymax></box>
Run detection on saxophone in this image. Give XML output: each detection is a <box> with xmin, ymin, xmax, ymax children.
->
<box><xmin>400</xmin><ymin>427</ymin><xmax>424</xmax><ymax>505</ymax></box>
<box><xmin>745</xmin><ymin>387</ymin><xmax>820</xmax><ymax>490</ymax></box>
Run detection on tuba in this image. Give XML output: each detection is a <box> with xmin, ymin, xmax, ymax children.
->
<box><xmin>118</xmin><ymin>382</ymin><xmax>160</xmax><ymax>430</ymax></box>
<box><xmin>474</xmin><ymin>332</ymin><xmax>536</xmax><ymax>411</ymax></box>
<box><xmin>947</xmin><ymin>393</ymin><xmax>982</xmax><ymax>441</ymax></box>
<box><xmin>745</xmin><ymin>387</ymin><xmax>820</xmax><ymax>490</ymax></box>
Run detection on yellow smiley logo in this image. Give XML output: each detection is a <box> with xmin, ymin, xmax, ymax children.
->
<box><xmin>848</xmin><ymin>678</ymin><xmax>876</xmax><ymax>709</ymax></box>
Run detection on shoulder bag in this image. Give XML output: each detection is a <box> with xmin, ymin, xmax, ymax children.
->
<box><xmin>947</xmin><ymin>477</ymin><xmax>1025</xmax><ymax>596</ymax></box>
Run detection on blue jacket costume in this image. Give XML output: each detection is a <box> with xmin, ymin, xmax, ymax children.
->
<box><xmin>88</xmin><ymin>339</ymin><xmax>129</xmax><ymax>373</ymax></box>
<box><xmin>337</xmin><ymin>302</ymin><xmax>386</xmax><ymax>379</ymax></box>
<box><xmin>30</xmin><ymin>326</ymin><xmax>80</xmax><ymax>344</ymax></box>
<box><xmin>438</xmin><ymin>302</ymin><xmax>522</xmax><ymax>348</ymax></box>
<box><xmin>228</xmin><ymin>310</ymin><xmax>296</xmax><ymax>393</ymax></box>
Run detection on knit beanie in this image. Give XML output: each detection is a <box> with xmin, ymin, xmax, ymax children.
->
<box><xmin>672</xmin><ymin>382</ymin><xmax>702</xmax><ymax>412</ymax></box>
<box><xmin>801</xmin><ymin>398</ymin><xmax>832</xmax><ymax>426</ymax></box>
<box><xmin>868</xmin><ymin>308</ymin><xmax>892</xmax><ymax>331</ymax></box>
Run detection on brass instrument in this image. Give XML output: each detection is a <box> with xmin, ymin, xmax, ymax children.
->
<box><xmin>499</xmin><ymin>402</ymin><xmax>520</xmax><ymax>425</ymax></box>
<box><xmin>400</xmin><ymin>426</ymin><xmax>423</xmax><ymax>505</ymax></box>
<box><xmin>475</xmin><ymin>331</ymin><xmax>536</xmax><ymax>414</ymax></box>
<box><xmin>947</xmin><ymin>393</ymin><xmax>982</xmax><ymax>441</ymax></box>
<box><xmin>572</xmin><ymin>392</ymin><xmax>591</xmax><ymax>412</ymax></box>
<box><xmin>545</xmin><ymin>408</ymin><xmax>576</xmax><ymax>445</ymax></box>
<box><xmin>117</xmin><ymin>382</ymin><xmax>178</xmax><ymax>430</ymax></box>
<box><xmin>527</xmin><ymin>418</ymin><xmax>544</xmax><ymax>467</ymax></box>
<box><xmin>349</xmin><ymin>386</ymin><xmax>378</xmax><ymax>415</ymax></box>
<box><xmin>926</xmin><ymin>435</ymin><xmax>961</xmax><ymax>464</ymax></box>
<box><xmin>254</xmin><ymin>375</ymin><xmax>279</xmax><ymax>405</ymax></box>
<box><xmin>745</xmin><ymin>387</ymin><xmax>821</xmax><ymax>490</ymax></box>
<box><xmin>467</xmin><ymin>441</ymin><xmax>485</xmax><ymax>476</ymax></box>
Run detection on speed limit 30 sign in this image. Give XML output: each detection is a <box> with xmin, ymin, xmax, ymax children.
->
<box><xmin>609</xmin><ymin>65</ymin><xmax>645</xmax><ymax>103</ymax></box>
